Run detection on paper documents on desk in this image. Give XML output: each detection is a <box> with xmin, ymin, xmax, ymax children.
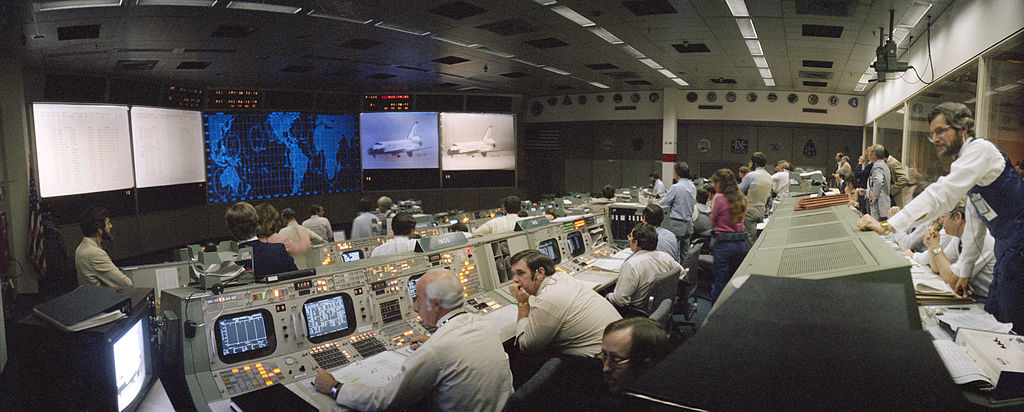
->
<box><xmin>331</xmin><ymin>351</ymin><xmax>405</xmax><ymax>387</ymax></box>
<box><xmin>912</xmin><ymin>272</ymin><xmax>954</xmax><ymax>294</ymax></box>
<box><xmin>591</xmin><ymin>259</ymin><xmax>624</xmax><ymax>272</ymax></box>
<box><xmin>932</xmin><ymin>340</ymin><xmax>992</xmax><ymax>385</ymax></box>
<box><xmin>612</xmin><ymin>249</ymin><xmax>634</xmax><ymax>260</ymax></box>
<box><xmin>483</xmin><ymin>305</ymin><xmax>519</xmax><ymax>331</ymax></box>
<box><xmin>936</xmin><ymin>312</ymin><xmax>1013</xmax><ymax>334</ymax></box>
<box><xmin>575</xmin><ymin>270</ymin><xmax>615</xmax><ymax>291</ymax></box>
<box><xmin>203</xmin><ymin>262</ymin><xmax>246</xmax><ymax>278</ymax></box>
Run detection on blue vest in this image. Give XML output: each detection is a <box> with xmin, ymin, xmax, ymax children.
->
<box><xmin>966</xmin><ymin>138</ymin><xmax>1024</xmax><ymax>258</ymax></box>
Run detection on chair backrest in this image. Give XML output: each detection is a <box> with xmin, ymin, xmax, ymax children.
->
<box><xmin>648</xmin><ymin>296</ymin><xmax>674</xmax><ymax>326</ymax></box>
<box><xmin>683</xmin><ymin>240</ymin><xmax>703</xmax><ymax>271</ymax></box>
<box><xmin>502</xmin><ymin>357</ymin><xmax>563</xmax><ymax>412</ymax></box>
<box><xmin>647</xmin><ymin>266</ymin><xmax>680</xmax><ymax>312</ymax></box>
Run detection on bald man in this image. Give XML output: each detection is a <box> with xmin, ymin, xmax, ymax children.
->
<box><xmin>314</xmin><ymin>269</ymin><xmax>513</xmax><ymax>411</ymax></box>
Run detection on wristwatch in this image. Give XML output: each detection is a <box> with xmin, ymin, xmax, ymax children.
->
<box><xmin>930</xmin><ymin>247</ymin><xmax>943</xmax><ymax>256</ymax></box>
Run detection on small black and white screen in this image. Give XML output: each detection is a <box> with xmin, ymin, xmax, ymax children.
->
<box><xmin>408</xmin><ymin>273</ymin><xmax>424</xmax><ymax>301</ymax></box>
<box><xmin>566</xmin><ymin>231</ymin><xmax>585</xmax><ymax>257</ymax></box>
<box><xmin>304</xmin><ymin>295</ymin><xmax>351</xmax><ymax>339</ymax></box>
<box><xmin>342</xmin><ymin>250</ymin><xmax>364</xmax><ymax>262</ymax></box>
<box><xmin>218</xmin><ymin>312</ymin><xmax>270</xmax><ymax>356</ymax></box>
<box><xmin>538</xmin><ymin>239</ymin><xmax>561</xmax><ymax>265</ymax></box>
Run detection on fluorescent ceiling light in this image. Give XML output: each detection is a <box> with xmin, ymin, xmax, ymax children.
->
<box><xmin>551</xmin><ymin>5</ymin><xmax>595</xmax><ymax>27</ymax></box>
<box><xmin>759</xmin><ymin>68</ymin><xmax>772</xmax><ymax>78</ymax></box>
<box><xmin>307</xmin><ymin>11</ymin><xmax>372</xmax><ymax>24</ymax></box>
<box><xmin>725</xmin><ymin>0</ymin><xmax>749</xmax><ymax>17</ymax></box>
<box><xmin>38</xmin><ymin>0</ymin><xmax>122</xmax><ymax>11</ymax></box>
<box><xmin>752</xmin><ymin>56</ymin><xmax>768</xmax><ymax>68</ymax></box>
<box><xmin>533</xmin><ymin>0</ymin><xmax>557</xmax><ymax>5</ymax></box>
<box><xmin>226</xmin><ymin>1</ymin><xmax>301</xmax><ymax>14</ymax></box>
<box><xmin>621</xmin><ymin>44</ymin><xmax>645</xmax><ymax>59</ymax></box>
<box><xmin>892</xmin><ymin>27</ymin><xmax>910</xmax><ymax>45</ymax></box>
<box><xmin>137</xmin><ymin>0</ymin><xmax>215</xmax><ymax>6</ymax></box>
<box><xmin>745</xmin><ymin>39</ymin><xmax>763</xmax><ymax>56</ymax></box>
<box><xmin>994</xmin><ymin>83</ymin><xmax>1022</xmax><ymax>92</ymax></box>
<box><xmin>432</xmin><ymin>35</ymin><xmax>477</xmax><ymax>48</ymax></box>
<box><xmin>763</xmin><ymin>78</ymin><xmax>775</xmax><ymax>86</ymax></box>
<box><xmin>639</xmin><ymin>58</ymin><xmax>663</xmax><ymax>69</ymax></box>
<box><xmin>657</xmin><ymin>69</ymin><xmax>676</xmax><ymax>78</ymax></box>
<box><xmin>589</xmin><ymin>82</ymin><xmax>610</xmax><ymax>89</ymax></box>
<box><xmin>510</xmin><ymin>57</ymin><xmax>543</xmax><ymax>67</ymax></box>
<box><xmin>476</xmin><ymin>47</ymin><xmax>514</xmax><ymax>58</ymax></box>
<box><xmin>899</xmin><ymin>1</ymin><xmax>932</xmax><ymax>28</ymax></box>
<box><xmin>672</xmin><ymin>77</ymin><xmax>689</xmax><ymax>86</ymax></box>
<box><xmin>736</xmin><ymin>18</ymin><xmax>758</xmax><ymax>39</ymax></box>
<box><xmin>858</xmin><ymin>73</ymin><xmax>874</xmax><ymax>83</ymax></box>
<box><xmin>543</xmin><ymin>66</ymin><xmax>570</xmax><ymax>75</ymax></box>
<box><xmin>589</xmin><ymin>27</ymin><xmax>623</xmax><ymax>44</ymax></box>
<box><xmin>374</xmin><ymin>22</ymin><xmax>430</xmax><ymax>36</ymax></box>
<box><xmin>854</xmin><ymin>83</ymin><xmax>866</xmax><ymax>91</ymax></box>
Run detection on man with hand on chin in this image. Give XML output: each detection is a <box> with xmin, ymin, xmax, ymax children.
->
<box><xmin>314</xmin><ymin>269</ymin><xmax>512</xmax><ymax>411</ymax></box>
<box><xmin>509</xmin><ymin>250</ymin><xmax>621</xmax><ymax>357</ymax></box>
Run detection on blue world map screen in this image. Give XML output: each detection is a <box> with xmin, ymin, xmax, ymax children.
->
<box><xmin>204</xmin><ymin>112</ymin><xmax>360</xmax><ymax>203</ymax></box>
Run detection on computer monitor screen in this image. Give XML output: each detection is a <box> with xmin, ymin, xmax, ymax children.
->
<box><xmin>439</xmin><ymin>113</ymin><xmax>515</xmax><ymax>171</ymax></box>
<box><xmin>214</xmin><ymin>309</ymin><xmax>277</xmax><ymax>363</ymax></box>
<box><xmin>303</xmin><ymin>293</ymin><xmax>356</xmax><ymax>343</ymax></box>
<box><xmin>130</xmin><ymin>106</ymin><xmax>205</xmax><ymax>188</ymax></box>
<box><xmin>538</xmin><ymin>238</ymin><xmax>561</xmax><ymax>265</ymax></box>
<box><xmin>113</xmin><ymin>318</ymin><xmax>147</xmax><ymax>411</ymax></box>
<box><xmin>407</xmin><ymin>273</ymin><xmax>424</xmax><ymax>301</ymax></box>
<box><xmin>491</xmin><ymin>240</ymin><xmax>513</xmax><ymax>284</ymax></box>
<box><xmin>341</xmin><ymin>250</ymin><xmax>363</xmax><ymax>262</ymax></box>
<box><xmin>566</xmin><ymin>231</ymin><xmax>585</xmax><ymax>257</ymax></box>
<box><xmin>360</xmin><ymin>112</ymin><xmax>439</xmax><ymax>170</ymax></box>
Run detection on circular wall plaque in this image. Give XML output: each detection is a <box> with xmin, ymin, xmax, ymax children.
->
<box><xmin>649</xmin><ymin>92</ymin><xmax>660</xmax><ymax>103</ymax></box>
<box><xmin>787</xmin><ymin>93</ymin><xmax>798</xmax><ymax>103</ymax></box>
<box><xmin>630</xmin><ymin>93</ymin><xmax>641</xmax><ymax>103</ymax></box>
<box><xmin>747</xmin><ymin>92</ymin><xmax>758</xmax><ymax>102</ymax></box>
<box><xmin>697</xmin><ymin>138</ymin><xmax>711</xmax><ymax>153</ymax></box>
<box><xmin>726</xmin><ymin>92</ymin><xmax>737</xmax><ymax>102</ymax></box>
<box><xmin>578</xmin><ymin>95</ymin><xmax>587</xmax><ymax>105</ymax></box>
<box><xmin>596</xmin><ymin>95</ymin><xmax>605</xmax><ymax>103</ymax></box>
<box><xmin>808</xmin><ymin>94</ymin><xmax>819</xmax><ymax>105</ymax></box>
<box><xmin>848</xmin><ymin>97</ymin><xmax>859</xmax><ymax>107</ymax></box>
<box><xmin>706</xmin><ymin>92</ymin><xmax>717</xmax><ymax>103</ymax></box>
<box><xmin>828</xmin><ymin>96</ymin><xmax>839</xmax><ymax>106</ymax></box>
<box><xmin>613</xmin><ymin>93</ymin><xmax>623</xmax><ymax>103</ymax></box>
<box><xmin>686</xmin><ymin>92</ymin><xmax>698</xmax><ymax>103</ymax></box>
<box><xmin>767</xmin><ymin>92</ymin><xmax>778</xmax><ymax>102</ymax></box>
<box><xmin>562</xmin><ymin>96</ymin><xmax>572</xmax><ymax>105</ymax></box>
<box><xmin>547</xmin><ymin>96</ymin><xmax>558</xmax><ymax>106</ymax></box>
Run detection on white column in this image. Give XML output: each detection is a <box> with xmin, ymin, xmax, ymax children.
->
<box><xmin>662</xmin><ymin>87</ymin><xmax>679</xmax><ymax>180</ymax></box>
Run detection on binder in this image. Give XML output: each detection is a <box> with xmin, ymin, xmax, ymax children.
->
<box><xmin>32</xmin><ymin>284</ymin><xmax>131</xmax><ymax>332</ymax></box>
<box><xmin>229</xmin><ymin>383</ymin><xmax>317</xmax><ymax>412</ymax></box>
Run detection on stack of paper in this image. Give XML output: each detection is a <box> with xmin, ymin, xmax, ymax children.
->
<box><xmin>936</xmin><ymin>312</ymin><xmax>1014</xmax><ymax>334</ymax></box>
<box><xmin>591</xmin><ymin>259</ymin><xmax>624</xmax><ymax>272</ymax></box>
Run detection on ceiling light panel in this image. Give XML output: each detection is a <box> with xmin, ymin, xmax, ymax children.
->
<box><xmin>543</xmin><ymin>66</ymin><xmax>570</xmax><ymax>75</ymax></box>
<box><xmin>745</xmin><ymin>39</ymin><xmax>763</xmax><ymax>56</ymax></box>
<box><xmin>672</xmin><ymin>77</ymin><xmax>689</xmax><ymax>86</ymax></box>
<box><xmin>510</xmin><ymin>57</ymin><xmax>543</xmax><ymax>67</ymax></box>
<box><xmin>533</xmin><ymin>0</ymin><xmax>557</xmax><ymax>5</ymax></box>
<box><xmin>725</xmin><ymin>0</ymin><xmax>749</xmax><ymax>17</ymax></box>
<box><xmin>736</xmin><ymin>18</ymin><xmax>758</xmax><ymax>39</ymax></box>
<box><xmin>589</xmin><ymin>27</ymin><xmax>623</xmax><ymax>44</ymax></box>
<box><xmin>638</xmin><ymin>58</ymin><xmax>662</xmax><ymax>69</ymax></box>
<box><xmin>137</xmin><ymin>0</ymin><xmax>214</xmax><ymax>6</ymax></box>
<box><xmin>226</xmin><ymin>1</ymin><xmax>301</xmax><ymax>14</ymax></box>
<box><xmin>307</xmin><ymin>11</ymin><xmax>373</xmax><ymax>24</ymax></box>
<box><xmin>476</xmin><ymin>47</ymin><xmax>514</xmax><ymax>58</ymax></box>
<box><xmin>621</xmin><ymin>45</ymin><xmax>646</xmax><ymax>59</ymax></box>
<box><xmin>753</xmin><ymin>56</ymin><xmax>768</xmax><ymax>68</ymax></box>
<box><xmin>858</xmin><ymin>73</ymin><xmax>874</xmax><ymax>83</ymax></box>
<box><xmin>892</xmin><ymin>27</ymin><xmax>910</xmax><ymax>45</ymax></box>
<box><xmin>899</xmin><ymin>1</ymin><xmax>932</xmax><ymax>28</ymax></box>
<box><xmin>759</xmin><ymin>68</ymin><xmax>772</xmax><ymax>78</ymax></box>
<box><xmin>432</xmin><ymin>35</ymin><xmax>477</xmax><ymax>47</ymax></box>
<box><xmin>550</xmin><ymin>5</ymin><xmax>595</xmax><ymax>27</ymax></box>
<box><xmin>657</xmin><ymin>68</ymin><xmax>676</xmax><ymax>78</ymax></box>
<box><xmin>854</xmin><ymin>83</ymin><xmax>866</xmax><ymax>91</ymax></box>
<box><xmin>374</xmin><ymin>22</ymin><xmax>430</xmax><ymax>36</ymax></box>
<box><xmin>589</xmin><ymin>81</ymin><xmax>610</xmax><ymax>89</ymax></box>
<box><xmin>38</xmin><ymin>0</ymin><xmax>122</xmax><ymax>11</ymax></box>
<box><xmin>763</xmin><ymin>78</ymin><xmax>775</xmax><ymax>86</ymax></box>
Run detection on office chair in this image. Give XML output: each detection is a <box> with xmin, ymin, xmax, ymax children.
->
<box><xmin>502</xmin><ymin>357</ymin><xmax>563</xmax><ymax>412</ymax></box>
<box><xmin>615</xmin><ymin>267</ymin><xmax>681</xmax><ymax>330</ymax></box>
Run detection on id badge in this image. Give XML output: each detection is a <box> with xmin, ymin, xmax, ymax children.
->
<box><xmin>970</xmin><ymin>193</ymin><xmax>998</xmax><ymax>221</ymax></box>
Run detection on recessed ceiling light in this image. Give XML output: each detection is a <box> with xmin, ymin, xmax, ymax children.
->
<box><xmin>858</xmin><ymin>73</ymin><xmax>874</xmax><ymax>83</ymax></box>
<box><xmin>854</xmin><ymin>83</ymin><xmax>866</xmax><ymax>91</ymax></box>
<box><xmin>745</xmin><ymin>39</ymin><xmax>763</xmax><ymax>56</ymax></box>
<box><xmin>307</xmin><ymin>11</ymin><xmax>372</xmax><ymax>24</ymax></box>
<box><xmin>533</xmin><ymin>0</ymin><xmax>557</xmax><ymax>6</ymax></box>
<box><xmin>432</xmin><ymin>35</ymin><xmax>478</xmax><ymax>48</ymax></box>
<box><xmin>736</xmin><ymin>18</ymin><xmax>758</xmax><ymax>39</ymax></box>
<box><xmin>899</xmin><ymin>1</ymin><xmax>932</xmax><ymax>28</ymax></box>
<box><xmin>38</xmin><ymin>0</ymin><xmax>122</xmax><ymax>11</ymax></box>
<box><xmin>226</xmin><ymin>1</ymin><xmax>301</xmax><ymax>14</ymax></box>
<box><xmin>589</xmin><ymin>81</ymin><xmax>610</xmax><ymax>89</ymax></box>
<box><xmin>892</xmin><ymin>27</ymin><xmax>910</xmax><ymax>45</ymax></box>
<box><xmin>763</xmin><ymin>78</ymin><xmax>775</xmax><ymax>86</ymax></box>
<box><xmin>589</xmin><ymin>27</ymin><xmax>623</xmax><ymax>44</ymax></box>
<box><xmin>510</xmin><ymin>57</ymin><xmax>543</xmax><ymax>67</ymax></box>
<box><xmin>476</xmin><ymin>47</ymin><xmax>514</xmax><ymax>58</ymax></box>
<box><xmin>657</xmin><ymin>68</ymin><xmax>676</xmax><ymax>78</ymax></box>
<box><xmin>753</xmin><ymin>56</ymin><xmax>768</xmax><ymax>68</ymax></box>
<box><xmin>621</xmin><ymin>45</ymin><xmax>645</xmax><ymax>59</ymax></box>
<box><xmin>759</xmin><ymin>68</ymin><xmax>772</xmax><ymax>78</ymax></box>
<box><xmin>725</xmin><ymin>0</ymin><xmax>749</xmax><ymax>17</ymax></box>
<box><xmin>551</xmin><ymin>5</ymin><xmax>595</xmax><ymax>27</ymax></box>
<box><xmin>137</xmin><ymin>0</ymin><xmax>215</xmax><ymax>6</ymax></box>
<box><xmin>543</xmin><ymin>66</ymin><xmax>570</xmax><ymax>75</ymax></box>
<box><xmin>638</xmin><ymin>58</ymin><xmax>662</xmax><ymax>69</ymax></box>
<box><xmin>672</xmin><ymin>77</ymin><xmax>689</xmax><ymax>86</ymax></box>
<box><xmin>374</xmin><ymin>22</ymin><xmax>430</xmax><ymax>36</ymax></box>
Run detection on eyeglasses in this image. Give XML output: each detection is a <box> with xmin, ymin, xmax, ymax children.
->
<box><xmin>930</xmin><ymin>126</ymin><xmax>953</xmax><ymax>139</ymax></box>
<box><xmin>597</xmin><ymin>351</ymin><xmax>631</xmax><ymax>366</ymax></box>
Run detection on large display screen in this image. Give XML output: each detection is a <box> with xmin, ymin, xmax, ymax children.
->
<box><xmin>32</xmin><ymin>103</ymin><xmax>135</xmax><ymax>198</ymax></box>
<box><xmin>303</xmin><ymin>293</ymin><xmax>356</xmax><ymax>343</ymax></box>
<box><xmin>113</xmin><ymin>318</ymin><xmax>147</xmax><ymax>411</ymax></box>
<box><xmin>360</xmin><ymin>112</ymin><xmax>439</xmax><ymax>170</ymax></box>
<box><xmin>440</xmin><ymin>113</ymin><xmax>515</xmax><ymax>171</ymax></box>
<box><xmin>204</xmin><ymin>112</ymin><xmax>360</xmax><ymax>203</ymax></box>
<box><xmin>130</xmin><ymin>107</ymin><xmax>205</xmax><ymax>188</ymax></box>
<box><xmin>538</xmin><ymin>238</ymin><xmax>562</xmax><ymax>265</ymax></box>
<box><xmin>215</xmin><ymin>309</ymin><xmax>277</xmax><ymax>363</ymax></box>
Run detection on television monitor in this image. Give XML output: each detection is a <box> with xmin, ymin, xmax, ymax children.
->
<box><xmin>214</xmin><ymin>309</ymin><xmax>277</xmax><ymax>363</ymax></box>
<box><xmin>360</xmin><ymin>112</ymin><xmax>439</xmax><ymax>170</ymax></box>
<box><xmin>439</xmin><ymin>113</ymin><xmax>515</xmax><ymax>171</ymax></box>
<box><xmin>303</xmin><ymin>293</ymin><xmax>357</xmax><ymax>343</ymax></box>
<box><xmin>130</xmin><ymin>106</ymin><xmax>205</xmax><ymax>188</ymax></box>
<box><xmin>566</xmin><ymin>231</ymin><xmax>585</xmax><ymax>257</ymax></box>
<box><xmin>114</xmin><ymin>318</ymin><xmax>147</xmax><ymax>411</ymax></box>
<box><xmin>32</xmin><ymin>103</ymin><xmax>135</xmax><ymax>198</ymax></box>
<box><xmin>491</xmin><ymin>240</ymin><xmax>513</xmax><ymax>284</ymax></box>
<box><xmin>407</xmin><ymin>273</ymin><xmax>424</xmax><ymax>301</ymax></box>
<box><xmin>204</xmin><ymin>112</ymin><xmax>360</xmax><ymax>203</ymax></box>
<box><xmin>538</xmin><ymin>238</ymin><xmax>561</xmax><ymax>265</ymax></box>
<box><xmin>341</xmin><ymin>249</ymin><xmax>364</xmax><ymax>262</ymax></box>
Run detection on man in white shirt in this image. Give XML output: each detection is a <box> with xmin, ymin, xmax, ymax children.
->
<box><xmin>370</xmin><ymin>213</ymin><xmax>418</xmax><ymax>257</ymax></box>
<box><xmin>314</xmin><ymin>268</ymin><xmax>513</xmax><ymax>411</ymax></box>
<box><xmin>641</xmin><ymin>204</ymin><xmax>679</xmax><ymax>263</ymax></box>
<box><xmin>377</xmin><ymin>196</ymin><xmax>396</xmax><ymax>219</ymax></box>
<box><xmin>75</xmin><ymin>207</ymin><xmax>133</xmax><ymax>288</ymax></box>
<box><xmin>738</xmin><ymin>152</ymin><xmax>773</xmax><ymax>249</ymax></box>
<box><xmin>278</xmin><ymin>208</ymin><xmax>324</xmax><ymax>268</ymax></box>
<box><xmin>350</xmin><ymin>198</ymin><xmax>381</xmax><ymax>240</ymax></box>
<box><xmin>923</xmin><ymin>205</ymin><xmax>996</xmax><ymax>298</ymax></box>
<box><xmin>509</xmin><ymin>250</ymin><xmax>621</xmax><ymax>357</ymax></box>
<box><xmin>606</xmin><ymin>223</ymin><xmax>682</xmax><ymax>308</ymax></box>
<box><xmin>473</xmin><ymin>196</ymin><xmax>522</xmax><ymax>237</ymax></box>
<box><xmin>643</xmin><ymin>172</ymin><xmax>667</xmax><ymax>198</ymax></box>
<box><xmin>771</xmin><ymin>160</ymin><xmax>791</xmax><ymax>197</ymax></box>
<box><xmin>302</xmin><ymin>204</ymin><xmax>334</xmax><ymax>242</ymax></box>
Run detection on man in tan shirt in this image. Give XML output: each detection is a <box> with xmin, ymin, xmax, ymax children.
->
<box><xmin>75</xmin><ymin>206</ymin><xmax>132</xmax><ymax>289</ymax></box>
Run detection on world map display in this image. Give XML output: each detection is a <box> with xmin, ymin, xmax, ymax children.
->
<box><xmin>204</xmin><ymin>112</ymin><xmax>360</xmax><ymax>203</ymax></box>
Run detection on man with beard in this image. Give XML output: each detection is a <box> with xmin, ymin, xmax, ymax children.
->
<box><xmin>75</xmin><ymin>206</ymin><xmax>133</xmax><ymax>288</ymax></box>
<box><xmin>859</xmin><ymin>102</ymin><xmax>1024</xmax><ymax>333</ymax></box>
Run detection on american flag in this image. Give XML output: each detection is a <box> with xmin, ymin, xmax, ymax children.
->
<box><xmin>29</xmin><ymin>170</ymin><xmax>45</xmax><ymax>277</ymax></box>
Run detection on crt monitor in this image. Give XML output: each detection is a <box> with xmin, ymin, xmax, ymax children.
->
<box><xmin>303</xmin><ymin>292</ymin><xmax>357</xmax><ymax>343</ymax></box>
<box><xmin>491</xmin><ymin>240</ymin><xmax>513</xmax><ymax>284</ymax></box>
<box><xmin>342</xmin><ymin>249</ymin><xmax>364</xmax><ymax>262</ymax></box>
<box><xmin>114</xmin><ymin>317</ymin><xmax>148</xmax><ymax>411</ymax></box>
<box><xmin>566</xmin><ymin>231</ymin><xmax>585</xmax><ymax>257</ymax></box>
<box><xmin>407</xmin><ymin>273</ymin><xmax>425</xmax><ymax>301</ymax></box>
<box><xmin>538</xmin><ymin>238</ymin><xmax>561</xmax><ymax>265</ymax></box>
<box><xmin>214</xmin><ymin>309</ymin><xmax>277</xmax><ymax>364</ymax></box>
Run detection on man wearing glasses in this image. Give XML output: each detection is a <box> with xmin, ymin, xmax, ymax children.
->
<box><xmin>858</xmin><ymin>102</ymin><xmax>1024</xmax><ymax>333</ymax></box>
<box><xmin>600</xmin><ymin>317</ymin><xmax>671</xmax><ymax>394</ymax></box>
